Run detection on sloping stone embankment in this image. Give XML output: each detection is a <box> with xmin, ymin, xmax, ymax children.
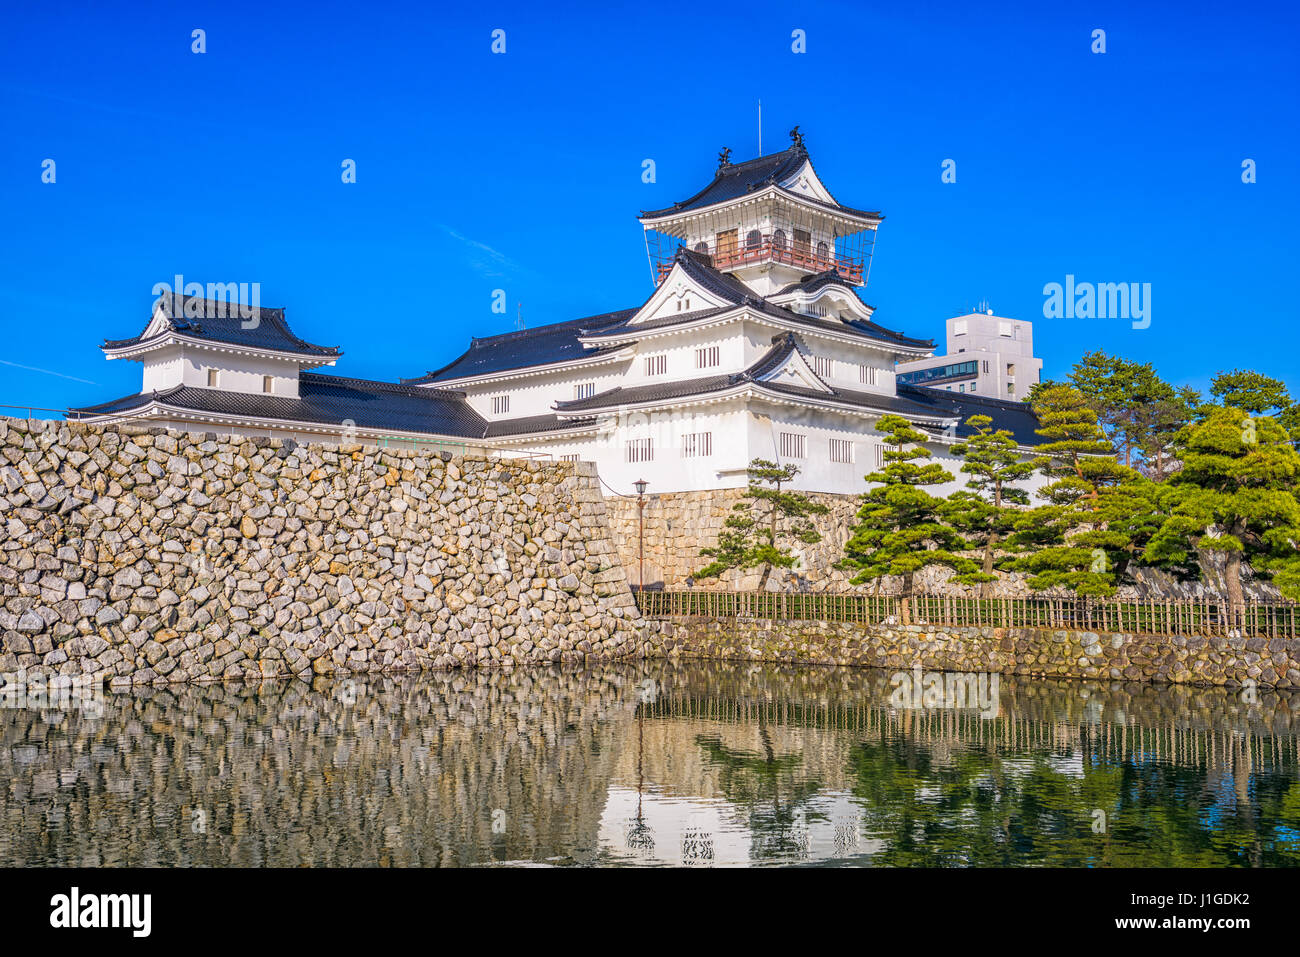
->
<box><xmin>0</xmin><ymin>418</ymin><xmax>642</xmax><ymax>687</ymax></box>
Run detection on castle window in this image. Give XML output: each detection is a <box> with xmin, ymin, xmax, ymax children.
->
<box><xmin>772</xmin><ymin>229</ymin><xmax>787</xmax><ymax>250</ymax></box>
<box><xmin>207</xmin><ymin>369</ymin><xmax>219</xmax><ymax>388</ymax></box>
<box><xmin>682</xmin><ymin>432</ymin><xmax>712</xmax><ymax>458</ymax></box>
<box><xmin>816</xmin><ymin>240</ymin><xmax>829</xmax><ymax>263</ymax></box>
<box><xmin>859</xmin><ymin>364</ymin><xmax>878</xmax><ymax>386</ymax></box>
<box><xmin>626</xmin><ymin>437</ymin><xmax>654</xmax><ymax>463</ymax></box>
<box><xmin>745</xmin><ymin>229</ymin><xmax>761</xmax><ymax>250</ymax></box>
<box><xmin>778</xmin><ymin>432</ymin><xmax>806</xmax><ymax>459</ymax></box>
<box><xmin>559</xmin><ymin>454</ymin><xmax>580</xmax><ymax>463</ymax></box>
<box><xmin>874</xmin><ymin>443</ymin><xmax>887</xmax><ymax>468</ymax></box>
<box><xmin>793</xmin><ymin>229</ymin><xmax>811</xmax><ymax>258</ymax></box>
<box><xmin>695</xmin><ymin>346</ymin><xmax>719</xmax><ymax>369</ymax></box>
<box><xmin>812</xmin><ymin>356</ymin><xmax>834</xmax><ymax>378</ymax></box>
<box><xmin>263</xmin><ymin>375</ymin><xmax>273</xmax><ymax>394</ymax></box>
<box><xmin>694</xmin><ymin>241</ymin><xmax>708</xmax><ymax>254</ymax></box>
<box><xmin>491</xmin><ymin>395</ymin><xmax>510</xmax><ymax>415</ymax></box>
<box><xmin>644</xmin><ymin>354</ymin><xmax>667</xmax><ymax>376</ymax></box>
<box><xmin>829</xmin><ymin>438</ymin><xmax>854</xmax><ymax>464</ymax></box>
<box><xmin>574</xmin><ymin>382</ymin><xmax>596</xmax><ymax>399</ymax></box>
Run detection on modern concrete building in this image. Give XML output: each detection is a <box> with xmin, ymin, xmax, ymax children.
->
<box><xmin>896</xmin><ymin>311</ymin><xmax>1043</xmax><ymax>401</ymax></box>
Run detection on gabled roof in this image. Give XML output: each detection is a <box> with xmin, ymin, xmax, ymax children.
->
<box><xmin>638</xmin><ymin>144</ymin><xmax>882</xmax><ymax>222</ymax></box>
<box><xmin>402</xmin><ymin>309</ymin><xmax>636</xmax><ymax>385</ymax></box>
<box><xmin>70</xmin><ymin>372</ymin><xmax>485</xmax><ymax>438</ymax></box>
<box><xmin>774</xmin><ymin>269</ymin><xmax>874</xmax><ymax>301</ymax></box>
<box><xmin>581</xmin><ymin>248</ymin><xmax>933</xmax><ymax>351</ymax></box>
<box><xmin>103</xmin><ymin>292</ymin><xmax>340</xmax><ymax>358</ymax></box>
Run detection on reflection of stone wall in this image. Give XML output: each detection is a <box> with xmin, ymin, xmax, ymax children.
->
<box><xmin>0</xmin><ymin>418</ymin><xmax>642</xmax><ymax>687</ymax></box>
<box><xmin>0</xmin><ymin>668</ymin><xmax>652</xmax><ymax>866</ymax></box>
<box><xmin>651</xmin><ymin>619</ymin><xmax>1300</xmax><ymax>690</ymax></box>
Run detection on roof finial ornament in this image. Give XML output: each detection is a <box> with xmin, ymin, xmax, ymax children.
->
<box><xmin>717</xmin><ymin>146</ymin><xmax>732</xmax><ymax>170</ymax></box>
<box><xmin>789</xmin><ymin>125</ymin><xmax>805</xmax><ymax>151</ymax></box>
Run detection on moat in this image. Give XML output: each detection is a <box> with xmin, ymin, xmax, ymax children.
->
<box><xmin>2</xmin><ymin>661</ymin><xmax>1298</xmax><ymax>867</ymax></box>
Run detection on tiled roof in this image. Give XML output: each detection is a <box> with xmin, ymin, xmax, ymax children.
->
<box><xmin>638</xmin><ymin>145</ymin><xmax>882</xmax><ymax>221</ymax></box>
<box><xmin>403</xmin><ymin>309</ymin><xmax>637</xmax><ymax>384</ymax></box>
<box><xmin>897</xmin><ymin>385</ymin><xmax>1047</xmax><ymax>446</ymax></box>
<box><xmin>581</xmin><ymin>249</ymin><xmax>933</xmax><ymax>351</ymax></box>
<box><xmin>70</xmin><ymin>372</ymin><xmax>486</xmax><ymax>438</ymax></box>
<box><xmin>103</xmin><ymin>292</ymin><xmax>341</xmax><ymax>358</ymax></box>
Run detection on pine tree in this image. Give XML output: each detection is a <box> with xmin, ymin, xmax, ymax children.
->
<box><xmin>696</xmin><ymin>458</ymin><xmax>828</xmax><ymax>589</ymax></box>
<box><xmin>1003</xmin><ymin>385</ymin><xmax>1142</xmax><ymax>595</ymax></box>
<box><xmin>840</xmin><ymin>415</ymin><xmax>979</xmax><ymax>601</ymax></box>
<box><xmin>944</xmin><ymin>414</ymin><xmax>1037</xmax><ymax>597</ymax></box>
<box><xmin>1144</xmin><ymin>407</ymin><xmax>1300</xmax><ymax>613</ymax></box>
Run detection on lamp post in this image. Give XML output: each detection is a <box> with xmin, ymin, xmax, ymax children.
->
<box><xmin>634</xmin><ymin>478</ymin><xmax>648</xmax><ymax>595</ymax></box>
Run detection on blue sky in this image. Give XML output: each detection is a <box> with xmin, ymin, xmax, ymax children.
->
<box><xmin>1</xmin><ymin>0</ymin><xmax>1297</xmax><ymax>412</ymax></box>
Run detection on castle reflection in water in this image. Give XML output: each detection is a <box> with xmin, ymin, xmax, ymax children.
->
<box><xmin>2</xmin><ymin>662</ymin><xmax>1297</xmax><ymax>867</ymax></box>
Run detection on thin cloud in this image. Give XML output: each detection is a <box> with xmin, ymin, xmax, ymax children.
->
<box><xmin>437</xmin><ymin>225</ymin><xmax>527</xmax><ymax>280</ymax></box>
<box><xmin>0</xmin><ymin>359</ymin><xmax>98</xmax><ymax>386</ymax></box>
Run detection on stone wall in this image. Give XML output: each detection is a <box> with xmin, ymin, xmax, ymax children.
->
<box><xmin>648</xmin><ymin>617</ymin><xmax>1300</xmax><ymax>689</ymax></box>
<box><xmin>0</xmin><ymin>418</ymin><xmax>642</xmax><ymax>688</ymax></box>
<box><xmin>605</xmin><ymin>488</ymin><xmax>1284</xmax><ymax>600</ymax></box>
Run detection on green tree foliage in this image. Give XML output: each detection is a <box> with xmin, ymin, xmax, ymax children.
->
<box><xmin>1069</xmin><ymin>351</ymin><xmax>1195</xmax><ymax>473</ymax></box>
<box><xmin>696</xmin><ymin>459</ymin><xmax>828</xmax><ymax>588</ymax></box>
<box><xmin>1210</xmin><ymin>369</ymin><xmax>1300</xmax><ymax>443</ymax></box>
<box><xmin>944</xmin><ymin>414</ymin><xmax>1037</xmax><ymax>595</ymax></box>
<box><xmin>1002</xmin><ymin>386</ymin><xmax>1144</xmax><ymax>595</ymax></box>
<box><xmin>840</xmin><ymin>415</ymin><xmax>980</xmax><ymax>594</ymax></box>
<box><xmin>1144</xmin><ymin>407</ymin><xmax>1300</xmax><ymax>610</ymax></box>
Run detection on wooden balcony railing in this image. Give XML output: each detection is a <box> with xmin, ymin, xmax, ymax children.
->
<box><xmin>634</xmin><ymin>590</ymin><xmax>1300</xmax><ymax>639</ymax></box>
<box><xmin>657</xmin><ymin>234</ymin><xmax>864</xmax><ymax>285</ymax></box>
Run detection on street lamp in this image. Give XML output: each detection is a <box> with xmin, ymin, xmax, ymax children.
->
<box><xmin>634</xmin><ymin>479</ymin><xmax>648</xmax><ymax>594</ymax></box>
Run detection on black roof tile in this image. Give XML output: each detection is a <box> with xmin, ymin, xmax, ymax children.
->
<box><xmin>103</xmin><ymin>292</ymin><xmax>340</xmax><ymax>358</ymax></box>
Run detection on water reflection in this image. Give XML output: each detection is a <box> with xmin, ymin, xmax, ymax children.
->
<box><xmin>2</xmin><ymin>662</ymin><xmax>1298</xmax><ymax>867</ymax></box>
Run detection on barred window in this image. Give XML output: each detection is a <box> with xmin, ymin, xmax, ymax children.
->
<box><xmin>859</xmin><ymin>364</ymin><xmax>878</xmax><ymax>386</ymax></box>
<box><xmin>626</xmin><ymin>438</ymin><xmax>654</xmax><ymax>463</ymax></box>
<box><xmin>874</xmin><ymin>443</ymin><xmax>887</xmax><ymax>467</ymax></box>
<box><xmin>207</xmin><ymin>369</ymin><xmax>219</xmax><ymax>388</ymax></box>
<box><xmin>812</xmin><ymin>355</ymin><xmax>834</xmax><ymax>378</ymax></box>
<box><xmin>695</xmin><ymin>346</ymin><xmax>720</xmax><ymax>369</ymax></box>
<box><xmin>559</xmin><ymin>454</ymin><xmax>580</xmax><ymax>463</ymax></box>
<box><xmin>574</xmin><ymin>382</ymin><xmax>596</xmax><ymax>399</ymax></box>
<box><xmin>681</xmin><ymin>432</ymin><xmax>713</xmax><ymax>458</ymax></box>
<box><xmin>829</xmin><ymin>438</ymin><xmax>854</xmax><ymax>464</ymax></box>
<box><xmin>778</xmin><ymin>432</ymin><xmax>806</xmax><ymax>459</ymax></box>
<box><xmin>644</xmin><ymin>354</ymin><xmax>667</xmax><ymax>376</ymax></box>
<box><xmin>491</xmin><ymin>395</ymin><xmax>510</xmax><ymax>414</ymax></box>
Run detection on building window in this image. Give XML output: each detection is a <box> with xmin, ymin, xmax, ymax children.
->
<box><xmin>695</xmin><ymin>346</ymin><xmax>720</xmax><ymax>369</ymax></box>
<box><xmin>771</xmin><ymin>229</ymin><xmax>787</xmax><ymax>250</ymax></box>
<box><xmin>574</xmin><ymin>382</ymin><xmax>596</xmax><ymax>399</ymax></box>
<box><xmin>860</xmin><ymin>364</ymin><xmax>878</xmax><ymax>386</ymax></box>
<box><xmin>626</xmin><ymin>438</ymin><xmax>654</xmax><ymax>463</ymax></box>
<box><xmin>778</xmin><ymin>432</ymin><xmax>806</xmax><ymax>459</ymax></box>
<box><xmin>1006</xmin><ymin>362</ymin><xmax>1016</xmax><ymax>376</ymax></box>
<box><xmin>812</xmin><ymin>356</ymin><xmax>834</xmax><ymax>378</ymax></box>
<box><xmin>959</xmin><ymin>383</ymin><xmax>966</xmax><ymax>392</ymax></box>
<box><xmin>207</xmin><ymin>369</ymin><xmax>219</xmax><ymax>388</ymax></box>
<box><xmin>644</xmin><ymin>354</ymin><xmax>667</xmax><ymax>376</ymax></box>
<box><xmin>981</xmin><ymin>360</ymin><xmax>989</xmax><ymax>373</ymax></box>
<box><xmin>693</xmin><ymin>241</ymin><xmax>708</xmax><ymax>254</ymax></box>
<box><xmin>1007</xmin><ymin>382</ymin><xmax>1016</xmax><ymax>394</ymax></box>
<box><xmin>829</xmin><ymin>438</ymin><xmax>854</xmax><ymax>464</ymax></box>
<box><xmin>682</xmin><ymin>432</ymin><xmax>712</xmax><ymax>458</ymax></box>
<box><xmin>745</xmin><ymin>229</ymin><xmax>761</xmax><ymax>250</ymax></box>
<box><xmin>816</xmin><ymin>240</ymin><xmax>829</xmax><ymax>263</ymax></box>
<box><xmin>559</xmin><ymin>454</ymin><xmax>580</xmax><ymax>463</ymax></box>
<box><xmin>491</xmin><ymin>395</ymin><xmax>510</xmax><ymax>415</ymax></box>
<box><xmin>263</xmin><ymin>375</ymin><xmax>273</xmax><ymax>394</ymax></box>
<box><xmin>874</xmin><ymin>443</ymin><xmax>887</xmax><ymax>467</ymax></box>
